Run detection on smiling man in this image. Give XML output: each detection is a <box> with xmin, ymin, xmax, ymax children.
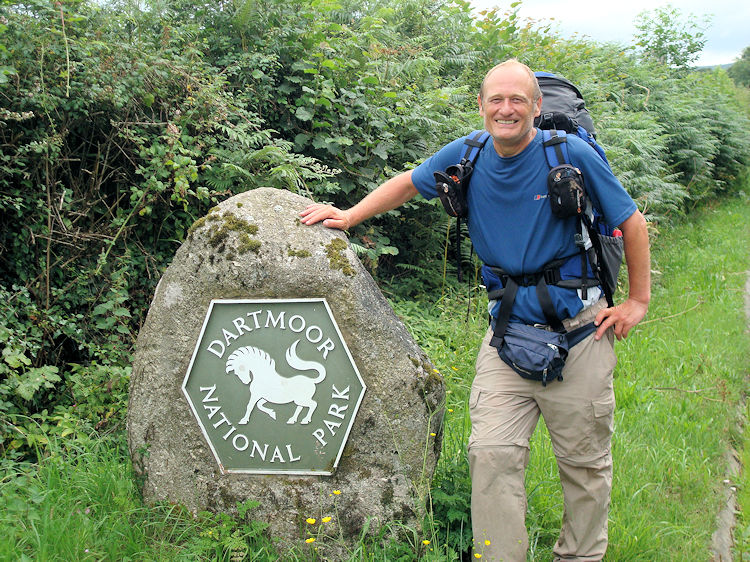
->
<box><xmin>478</xmin><ymin>61</ymin><xmax>543</xmax><ymax>156</ymax></box>
<box><xmin>301</xmin><ymin>59</ymin><xmax>650</xmax><ymax>561</ymax></box>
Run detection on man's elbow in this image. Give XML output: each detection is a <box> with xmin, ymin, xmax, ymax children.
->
<box><xmin>620</xmin><ymin>209</ymin><xmax>648</xmax><ymax>236</ymax></box>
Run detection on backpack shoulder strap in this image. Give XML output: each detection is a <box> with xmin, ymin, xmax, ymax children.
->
<box><xmin>574</xmin><ymin>124</ymin><xmax>611</xmax><ymax>166</ymax></box>
<box><xmin>446</xmin><ymin>130</ymin><xmax>490</xmax><ymax>283</ymax></box>
<box><xmin>541</xmin><ymin>129</ymin><xmax>570</xmax><ymax>168</ymax></box>
<box><xmin>542</xmin><ymin>128</ymin><xmax>614</xmax><ymax>305</ymax></box>
<box><xmin>461</xmin><ymin>130</ymin><xmax>491</xmax><ymax>166</ymax></box>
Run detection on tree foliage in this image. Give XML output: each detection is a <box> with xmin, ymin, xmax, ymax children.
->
<box><xmin>633</xmin><ymin>4</ymin><xmax>711</xmax><ymax>69</ymax></box>
<box><xmin>728</xmin><ymin>45</ymin><xmax>750</xmax><ymax>87</ymax></box>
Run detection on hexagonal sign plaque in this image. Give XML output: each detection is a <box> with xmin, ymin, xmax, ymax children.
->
<box><xmin>182</xmin><ymin>298</ymin><xmax>366</xmax><ymax>475</ymax></box>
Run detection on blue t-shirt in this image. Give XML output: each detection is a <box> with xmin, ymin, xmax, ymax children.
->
<box><xmin>411</xmin><ymin>129</ymin><xmax>637</xmax><ymax>324</ymax></box>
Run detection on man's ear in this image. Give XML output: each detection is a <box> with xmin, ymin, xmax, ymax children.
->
<box><xmin>478</xmin><ymin>94</ymin><xmax>484</xmax><ymax>116</ymax></box>
<box><xmin>534</xmin><ymin>96</ymin><xmax>542</xmax><ymax>118</ymax></box>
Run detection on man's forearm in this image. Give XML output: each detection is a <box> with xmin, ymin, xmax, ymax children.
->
<box><xmin>620</xmin><ymin>210</ymin><xmax>651</xmax><ymax>305</ymax></box>
<box><xmin>346</xmin><ymin>170</ymin><xmax>418</xmax><ymax>228</ymax></box>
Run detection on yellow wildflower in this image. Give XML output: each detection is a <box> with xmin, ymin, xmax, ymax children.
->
<box><xmin>474</xmin><ymin>554</ymin><xmax>482</xmax><ymax>559</ymax></box>
<box><xmin>306</xmin><ymin>537</ymin><xmax>316</xmax><ymax>544</ymax></box>
<box><xmin>322</xmin><ymin>516</ymin><xmax>332</xmax><ymax>523</ymax></box>
<box><xmin>448</xmin><ymin>409</ymin><xmax>454</xmax><ymax>413</ymax></box>
<box><xmin>333</xmin><ymin>490</ymin><xmax>341</xmax><ymax>495</ymax></box>
<box><xmin>306</xmin><ymin>518</ymin><xmax>316</xmax><ymax>525</ymax></box>
<box><xmin>430</xmin><ymin>432</ymin><xmax>436</xmax><ymax>436</ymax></box>
<box><xmin>422</xmin><ymin>540</ymin><xmax>431</xmax><ymax>545</ymax></box>
<box><xmin>485</xmin><ymin>540</ymin><xmax>491</xmax><ymax>546</ymax></box>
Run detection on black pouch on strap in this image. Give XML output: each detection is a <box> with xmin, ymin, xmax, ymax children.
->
<box><xmin>434</xmin><ymin>163</ymin><xmax>472</xmax><ymax>218</ymax></box>
<box><xmin>547</xmin><ymin>164</ymin><xmax>586</xmax><ymax>219</ymax></box>
<box><xmin>433</xmin><ymin>131</ymin><xmax>488</xmax><ymax>219</ymax></box>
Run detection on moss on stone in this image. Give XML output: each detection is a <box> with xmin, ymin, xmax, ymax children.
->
<box><xmin>223</xmin><ymin>214</ymin><xmax>258</xmax><ymax>236</ymax></box>
<box><xmin>288</xmin><ymin>247</ymin><xmax>311</xmax><ymax>258</ymax></box>
<box><xmin>187</xmin><ymin>208</ymin><xmax>224</xmax><ymax>239</ymax></box>
<box><xmin>200</xmin><ymin>213</ymin><xmax>260</xmax><ymax>255</ymax></box>
<box><xmin>237</xmin><ymin>232</ymin><xmax>261</xmax><ymax>254</ymax></box>
<box><xmin>208</xmin><ymin>225</ymin><xmax>229</xmax><ymax>248</ymax></box>
<box><xmin>187</xmin><ymin>216</ymin><xmax>207</xmax><ymax>239</ymax></box>
<box><xmin>325</xmin><ymin>238</ymin><xmax>356</xmax><ymax>277</ymax></box>
<box><xmin>380</xmin><ymin>481</ymin><xmax>394</xmax><ymax>507</ymax></box>
<box><xmin>421</xmin><ymin>367</ymin><xmax>445</xmax><ymax>411</ymax></box>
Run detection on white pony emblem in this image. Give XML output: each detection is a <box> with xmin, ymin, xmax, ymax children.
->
<box><xmin>225</xmin><ymin>339</ymin><xmax>326</xmax><ymax>425</ymax></box>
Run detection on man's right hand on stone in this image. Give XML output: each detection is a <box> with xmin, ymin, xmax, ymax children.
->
<box><xmin>299</xmin><ymin>204</ymin><xmax>351</xmax><ymax>231</ymax></box>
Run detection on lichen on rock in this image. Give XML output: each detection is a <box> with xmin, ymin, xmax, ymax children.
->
<box><xmin>325</xmin><ymin>238</ymin><xmax>355</xmax><ymax>276</ymax></box>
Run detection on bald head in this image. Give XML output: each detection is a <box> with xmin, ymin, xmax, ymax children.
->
<box><xmin>477</xmin><ymin>58</ymin><xmax>543</xmax><ymax>157</ymax></box>
<box><xmin>479</xmin><ymin>59</ymin><xmax>541</xmax><ymax>103</ymax></box>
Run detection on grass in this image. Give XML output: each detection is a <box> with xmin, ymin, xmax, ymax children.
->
<box><xmin>1</xmin><ymin>188</ymin><xmax>748</xmax><ymax>560</ymax></box>
<box><xmin>612</xmin><ymin>195</ymin><xmax>749</xmax><ymax>561</ymax></box>
<box><xmin>0</xmin><ymin>433</ymin><xmax>277</xmax><ymax>561</ymax></box>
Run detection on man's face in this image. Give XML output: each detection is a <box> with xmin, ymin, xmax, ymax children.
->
<box><xmin>478</xmin><ymin>65</ymin><xmax>542</xmax><ymax>157</ymax></box>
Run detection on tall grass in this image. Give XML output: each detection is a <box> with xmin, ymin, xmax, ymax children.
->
<box><xmin>1</xmin><ymin>188</ymin><xmax>748</xmax><ymax>560</ymax></box>
<box><xmin>0</xmin><ymin>432</ymin><xmax>274</xmax><ymax>560</ymax></box>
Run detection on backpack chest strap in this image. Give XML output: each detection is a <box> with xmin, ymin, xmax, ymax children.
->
<box><xmin>485</xmin><ymin>256</ymin><xmax>593</xmax><ymax>297</ymax></box>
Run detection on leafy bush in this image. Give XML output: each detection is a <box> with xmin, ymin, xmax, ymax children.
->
<box><xmin>1</xmin><ymin>0</ymin><xmax>749</xmax><ymax>464</ymax></box>
<box><xmin>0</xmin><ymin>0</ymin><xmax>336</xmax><ymax>456</ymax></box>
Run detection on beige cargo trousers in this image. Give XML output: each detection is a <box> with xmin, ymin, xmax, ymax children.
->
<box><xmin>468</xmin><ymin>299</ymin><xmax>617</xmax><ymax>562</ymax></box>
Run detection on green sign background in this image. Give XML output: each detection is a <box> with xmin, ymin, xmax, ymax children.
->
<box><xmin>182</xmin><ymin>299</ymin><xmax>365</xmax><ymax>475</ymax></box>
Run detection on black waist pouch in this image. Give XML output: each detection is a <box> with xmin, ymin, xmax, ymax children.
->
<box><xmin>493</xmin><ymin>322</ymin><xmax>596</xmax><ymax>386</ymax></box>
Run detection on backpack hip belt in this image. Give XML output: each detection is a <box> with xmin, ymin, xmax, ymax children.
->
<box><xmin>484</xmin><ymin>260</ymin><xmax>599</xmax><ymax>386</ymax></box>
<box><xmin>483</xmin><ymin>258</ymin><xmax>599</xmax><ymax>338</ymax></box>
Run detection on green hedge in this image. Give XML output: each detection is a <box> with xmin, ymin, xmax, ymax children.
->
<box><xmin>1</xmin><ymin>0</ymin><xmax>749</xmax><ymax>458</ymax></box>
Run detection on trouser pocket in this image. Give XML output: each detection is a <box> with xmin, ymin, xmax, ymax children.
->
<box><xmin>543</xmin><ymin>392</ymin><xmax>615</xmax><ymax>464</ymax></box>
